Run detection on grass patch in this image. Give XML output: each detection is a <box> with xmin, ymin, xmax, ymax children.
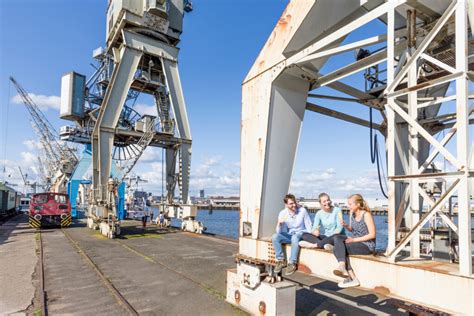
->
<box><xmin>89</xmin><ymin>231</ymin><xmax>108</xmax><ymax>239</ymax></box>
<box><xmin>122</xmin><ymin>233</ymin><xmax>163</xmax><ymax>239</ymax></box>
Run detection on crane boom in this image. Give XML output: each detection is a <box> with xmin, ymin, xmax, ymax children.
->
<box><xmin>9</xmin><ymin>77</ymin><xmax>78</xmax><ymax>164</ymax></box>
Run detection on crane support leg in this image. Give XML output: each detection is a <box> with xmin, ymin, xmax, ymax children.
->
<box><xmin>162</xmin><ymin>59</ymin><xmax>192</xmax><ymax>204</ymax></box>
<box><xmin>90</xmin><ymin>46</ymin><xmax>141</xmax><ymax>237</ymax></box>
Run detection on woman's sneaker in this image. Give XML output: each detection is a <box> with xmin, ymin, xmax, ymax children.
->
<box><xmin>299</xmin><ymin>241</ymin><xmax>318</xmax><ymax>248</ymax></box>
<box><xmin>274</xmin><ymin>260</ymin><xmax>287</xmax><ymax>273</ymax></box>
<box><xmin>338</xmin><ymin>277</ymin><xmax>360</xmax><ymax>288</ymax></box>
<box><xmin>323</xmin><ymin>244</ymin><xmax>334</xmax><ymax>251</ymax></box>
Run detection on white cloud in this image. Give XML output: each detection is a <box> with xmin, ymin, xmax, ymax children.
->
<box><xmin>23</xmin><ymin>139</ymin><xmax>42</xmax><ymax>151</ymax></box>
<box><xmin>140</xmin><ymin>147</ymin><xmax>163</xmax><ymax>163</ymax></box>
<box><xmin>290</xmin><ymin>168</ymin><xmax>387</xmax><ymax>200</ymax></box>
<box><xmin>134</xmin><ymin>103</ymin><xmax>157</xmax><ymax>116</ymax></box>
<box><xmin>1</xmin><ymin>153</ymin><xmax>42</xmax><ymax>192</ymax></box>
<box><xmin>12</xmin><ymin>93</ymin><xmax>60</xmax><ymax>112</ymax></box>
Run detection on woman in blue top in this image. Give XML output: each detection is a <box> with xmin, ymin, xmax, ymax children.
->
<box><xmin>299</xmin><ymin>193</ymin><xmax>345</xmax><ymax>249</ymax></box>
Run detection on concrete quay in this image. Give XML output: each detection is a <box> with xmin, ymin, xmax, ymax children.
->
<box><xmin>0</xmin><ymin>215</ymin><xmax>411</xmax><ymax>315</ymax></box>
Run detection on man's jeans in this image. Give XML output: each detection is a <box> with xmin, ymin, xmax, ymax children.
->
<box><xmin>271</xmin><ymin>231</ymin><xmax>304</xmax><ymax>264</ymax></box>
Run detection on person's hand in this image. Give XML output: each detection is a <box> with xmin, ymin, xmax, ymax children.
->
<box><xmin>341</xmin><ymin>219</ymin><xmax>347</xmax><ymax>227</ymax></box>
<box><xmin>345</xmin><ymin>237</ymin><xmax>354</xmax><ymax>244</ymax></box>
<box><xmin>311</xmin><ymin>230</ymin><xmax>320</xmax><ymax>237</ymax></box>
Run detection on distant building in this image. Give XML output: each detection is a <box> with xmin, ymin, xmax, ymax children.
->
<box><xmin>199</xmin><ymin>189</ymin><xmax>205</xmax><ymax>198</ymax></box>
<box><xmin>191</xmin><ymin>196</ymin><xmax>207</xmax><ymax>204</ymax></box>
<box><xmin>208</xmin><ymin>196</ymin><xmax>240</xmax><ymax>208</ymax></box>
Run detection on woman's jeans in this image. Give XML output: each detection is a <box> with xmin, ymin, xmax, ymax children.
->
<box><xmin>333</xmin><ymin>235</ymin><xmax>372</xmax><ymax>270</ymax></box>
<box><xmin>271</xmin><ymin>231</ymin><xmax>304</xmax><ymax>264</ymax></box>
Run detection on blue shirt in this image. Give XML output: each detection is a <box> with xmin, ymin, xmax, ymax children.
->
<box><xmin>312</xmin><ymin>207</ymin><xmax>345</xmax><ymax>236</ymax></box>
<box><xmin>276</xmin><ymin>206</ymin><xmax>312</xmax><ymax>235</ymax></box>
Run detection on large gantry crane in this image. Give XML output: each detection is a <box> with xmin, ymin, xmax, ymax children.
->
<box><xmin>9</xmin><ymin>77</ymin><xmax>78</xmax><ymax>193</ymax></box>
<box><xmin>59</xmin><ymin>0</ymin><xmax>195</xmax><ymax>238</ymax></box>
<box><xmin>227</xmin><ymin>1</ymin><xmax>474</xmax><ymax>314</ymax></box>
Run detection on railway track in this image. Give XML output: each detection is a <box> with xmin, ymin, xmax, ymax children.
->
<box><xmin>35</xmin><ymin>226</ymin><xmax>237</xmax><ymax>315</ymax></box>
<box><xmin>36</xmin><ymin>230</ymin><xmax>47</xmax><ymax>316</ymax></box>
<box><xmin>36</xmin><ymin>229</ymin><xmax>139</xmax><ymax>316</ymax></box>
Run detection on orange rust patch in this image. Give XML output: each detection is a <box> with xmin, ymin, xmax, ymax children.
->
<box><xmin>401</xmin><ymin>261</ymin><xmax>450</xmax><ymax>274</ymax></box>
<box><xmin>277</xmin><ymin>14</ymin><xmax>292</xmax><ymax>29</ymax></box>
<box><xmin>297</xmin><ymin>263</ymin><xmax>312</xmax><ymax>274</ymax></box>
<box><xmin>373</xmin><ymin>286</ymin><xmax>391</xmax><ymax>296</ymax></box>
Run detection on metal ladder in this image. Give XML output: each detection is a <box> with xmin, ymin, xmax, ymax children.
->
<box><xmin>177</xmin><ymin>147</ymin><xmax>191</xmax><ymax>203</ymax></box>
<box><xmin>155</xmin><ymin>90</ymin><xmax>174</xmax><ymax>134</ymax></box>
<box><xmin>120</xmin><ymin>118</ymin><xmax>156</xmax><ymax>182</ymax></box>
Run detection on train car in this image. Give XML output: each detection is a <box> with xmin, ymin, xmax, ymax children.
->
<box><xmin>19</xmin><ymin>196</ymin><xmax>31</xmax><ymax>213</ymax></box>
<box><xmin>29</xmin><ymin>192</ymin><xmax>72</xmax><ymax>228</ymax></box>
<box><xmin>0</xmin><ymin>182</ymin><xmax>19</xmax><ymax>216</ymax></box>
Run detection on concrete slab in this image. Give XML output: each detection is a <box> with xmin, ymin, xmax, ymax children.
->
<box><xmin>65</xmin><ymin>224</ymin><xmax>242</xmax><ymax>315</ymax></box>
<box><xmin>41</xmin><ymin>229</ymin><xmax>128</xmax><ymax>315</ymax></box>
<box><xmin>0</xmin><ymin>215</ymin><xmax>37</xmax><ymax>315</ymax></box>
<box><xmin>0</xmin><ymin>218</ymin><xmax>412</xmax><ymax>315</ymax></box>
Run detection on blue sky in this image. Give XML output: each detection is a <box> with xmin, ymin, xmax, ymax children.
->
<box><xmin>1</xmin><ymin>0</ymin><xmax>410</xmax><ymax>201</ymax></box>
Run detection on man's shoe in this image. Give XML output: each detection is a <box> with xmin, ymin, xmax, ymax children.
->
<box><xmin>299</xmin><ymin>241</ymin><xmax>318</xmax><ymax>248</ymax></box>
<box><xmin>284</xmin><ymin>263</ymin><xmax>297</xmax><ymax>275</ymax></box>
<box><xmin>323</xmin><ymin>244</ymin><xmax>334</xmax><ymax>251</ymax></box>
<box><xmin>274</xmin><ymin>260</ymin><xmax>287</xmax><ymax>273</ymax></box>
<box><xmin>338</xmin><ymin>277</ymin><xmax>360</xmax><ymax>288</ymax></box>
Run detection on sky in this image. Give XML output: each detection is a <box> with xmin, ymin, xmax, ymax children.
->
<box><xmin>1</xmin><ymin>0</ymin><xmax>458</xmax><ymax>202</ymax></box>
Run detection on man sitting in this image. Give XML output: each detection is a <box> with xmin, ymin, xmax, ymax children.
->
<box><xmin>272</xmin><ymin>194</ymin><xmax>312</xmax><ymax>275</ymax></box>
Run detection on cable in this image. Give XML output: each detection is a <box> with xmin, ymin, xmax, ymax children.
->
<box><xmin>161</xmin><ymin>147</ymin><xmax>164</xmax><ymax>201</ymax></box>
<box><xmin>2</xmin><ymin>81</ymin><xmax>11</xmax><ymax>180</ymax></box>
<box><xmin>369</xmin><ymin>107</ymin><xmax>388</xmax><ymax>198</ymax></box>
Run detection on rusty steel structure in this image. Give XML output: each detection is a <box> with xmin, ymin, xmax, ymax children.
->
<box><xmin>229</xmin><ymin>1</ymin><xmax>474</xmax><ymax>314</ymax></box>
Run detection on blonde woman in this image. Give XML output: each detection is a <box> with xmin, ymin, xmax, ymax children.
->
<box><xmin>332</xmin><ymin>194</ymin><xmax>376</xmax><ymax>288</ymax></box>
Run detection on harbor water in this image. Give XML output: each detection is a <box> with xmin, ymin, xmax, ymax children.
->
<box><xmin>152</xmin><ymin>207</ymin><xmax>389</xmax><ymax>251</ymax></box>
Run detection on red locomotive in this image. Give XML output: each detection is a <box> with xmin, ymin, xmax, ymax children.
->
<box><xmin>29</xmin><ymin>193</ymin><xmax>72</xmax><ymax>228</ymax></box>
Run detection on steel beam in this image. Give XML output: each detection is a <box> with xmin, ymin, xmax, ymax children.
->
<box><xmin>162</xmin><ymin>59</ymin><xmax>192</xmax><ymax>203</ymax></box>
<box><xmin>386</xmin><ymin>0</ymin><xmax>458</xmax><ymax>93</ymax></box>
<box><xmin>288</xmin><ymin>1</ymin><xmax>400</xmax><ymax>65</ymax></box>
<box><xmin>407</xmin><ymin>9</ymin><xmax>420</xmax><ymax>258</ymax></box>
<box><xmin>388</xmin><ymin>179</ymin><xmax>461</xmax><ymax>260</ymax></box>
<box><xmin>455</xmin><ymin>0</ymin><xmax>472</xmax><ymax>276</ymax></box>
<box><xmin>306</xmin><ymin>102</ymin><xmax>382</xmax><ymax>131</ymax></box>
<box><xmin>92</xmin><ymin>46</ymin><xmax>142</xmax><ymax>203</ymax></box>
<box><xmin>386</xmin><ymin>1</ymin><xmax>397</xmax><ymax>255</ymax></box>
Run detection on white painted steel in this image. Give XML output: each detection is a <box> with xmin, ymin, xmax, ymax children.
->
<box><xmin>385</xmin><ymin>0</ymin><xmax>458</xmax><ymax>93</ymax></box>
<box><xmin>227</xmin><ymin>269</ymin><xmax>296</xmax><ymax>316</ymax></box>
<box><xmin>241</xmin><ymin>238</ymin><xmax>474</xmax><ymax>315</ymax></box>
<box><xmin>235</xmin><ymin>0</ymin><xmax>474</xmax><ymax>314</ymax></box>
<box><xmin>407</xmin><ymin>36</ymin><xmax>420</xmax><ymax>258</ymax></box>
<box><xmin>455</xmin><ymin>0</ymin><xmax>473</xmax><ymax>276</ymax></box>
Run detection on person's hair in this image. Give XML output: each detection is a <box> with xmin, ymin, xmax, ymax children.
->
<box><xmin>318</xmin><ymin>192</ymin><xmax>330</xmax><ymax>200</ymax></box>
<box><xmin>348</xmin><ymin>194</ymin><xmax>370</xmax><ymax>212</ymax></box>
<box><xmin>283</xmin><ymin>194</ymin><xmax>296</xmax><ymax>204</ymax></box>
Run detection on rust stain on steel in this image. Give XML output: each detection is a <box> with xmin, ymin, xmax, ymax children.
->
<box><xmin>259</xmin><ymin>301</ymin><xmax>266</xmax><ymax>315</ymax></box>
<box><xmin>254</xmin><ymin>207</ymin><xmax>260</xmax><ymax>218</ymax></box>
<box><xmin>373</xmin><ymin>286</ymin><xmax>391</xmax><ymax>296</ymax></box>
<box><xmin>401</xmin><ymin>261</ymin><xmax>451</xmax><ymax>274</ymax></box>
<box><xmin>234</xmin><ymin>290</ymin><xmax>241</xmax><ymax>304</ymax></box>
<box><xmin>297</xmin><ymin>263</ymin><xmax>312</xmax><ymax>274</ymax></box>
<box><xmin>277</xmin><ymin>14</ymin><xmax>292</xmax><ymax>29</ymax></box>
